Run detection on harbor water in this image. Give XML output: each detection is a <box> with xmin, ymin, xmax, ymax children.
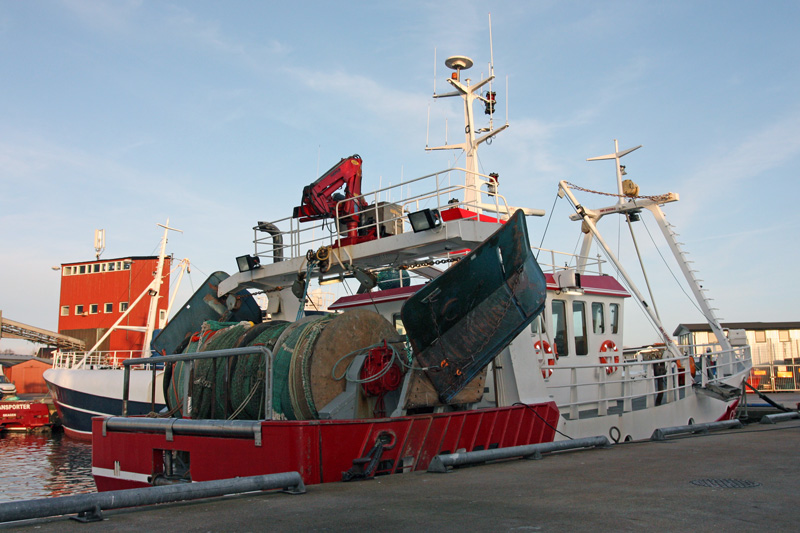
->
<box><xmin>0</xmin><ymin>431</ymin><xmax>95</xmax><ymax>503</ymax></box>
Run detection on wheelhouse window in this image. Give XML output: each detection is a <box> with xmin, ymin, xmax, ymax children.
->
<box><xmin>530</xmin><ymin>315</ymin><xmax>544</xmax><ymax>335</ymax></box>
<box><xmin>573</xmin><ymin>301</ymin><xmax>588</xmax><ymax>356</ymax></box>
<box><xmin>552</xmin><ymin>300</ymin><xmax>568</xmax><ymax>357</ymax></box>
<box><xmin>591</xmin><ymin>302</ymin><xmax>605</xmax><ymax>335</ymax></box>
<box><xmin>609</xmin><ymin>303</ymin><xmax>620</xmax><ymax>334</ymax></box>
<box><xmin>60</xmin><ymin>306</ymin><xmax>69</xmax><ymax>316</ymax></box>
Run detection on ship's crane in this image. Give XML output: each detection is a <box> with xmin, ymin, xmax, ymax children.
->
<box><xmin>293</xmin><ymin>155</ymin><xmax>367</xmax><ymax>223</ymax></box>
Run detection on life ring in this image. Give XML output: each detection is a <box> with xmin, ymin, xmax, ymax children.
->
<box><xmin>599</xmin><ymin>340</ymin><xmax>619</xmax><ymax>375</ymax></box>
<box><xmin>534</xmin><ymin>340</ymin><xmax>557</xmax><ymax>378</ymax></box>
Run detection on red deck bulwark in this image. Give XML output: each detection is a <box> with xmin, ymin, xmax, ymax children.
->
<box><xmin>92</xmin><ymin>402</ymin><xmax>559</xmax><ymax>491</ymax></box>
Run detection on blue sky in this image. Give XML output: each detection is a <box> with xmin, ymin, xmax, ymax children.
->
<box><xmin>2</xmin><ymin>1</ymin><xmax>799</xmax><ymax>353</ymax></box>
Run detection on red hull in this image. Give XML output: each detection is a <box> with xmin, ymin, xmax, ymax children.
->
<box><xmin>92</xmin><ymin>402</ymin><xmax>559</xmax><ymax>491</ymax></box>
<box><xmin>0</xmin><ymin>401</ymin><xmax>51</xmax><ymax>431</ymax></box>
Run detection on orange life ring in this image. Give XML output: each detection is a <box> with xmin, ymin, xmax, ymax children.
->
<box><xmin>535</xmin><ymin>340</ymin><xmax>557</xmax><ymax>378</ymax></box>
<box><xmin>599</xmin><ymin>340</ymin><xmax>619</xmax><ymax>375</ymax></box>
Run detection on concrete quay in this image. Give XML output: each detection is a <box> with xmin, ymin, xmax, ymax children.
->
<box><xmin>2</xmin><ymin>416</ymin><xmax>798</xmax><ymax>532</ymax></box>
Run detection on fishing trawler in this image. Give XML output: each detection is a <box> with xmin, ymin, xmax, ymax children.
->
<box><xmin>90</xmin><ymin>47</ymin><xmax>751</xmax><ymax>491</ymax></box>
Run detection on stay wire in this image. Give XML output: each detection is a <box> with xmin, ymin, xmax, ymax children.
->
<box><xmin>535</xmin><ymin>191</ymin><xmax>561</xmax><ymax>259</ymax></box>
<box><xmin>637</xmin><ymin>216</ymin><xmax>715</xmax><ymax>323</ymax></box>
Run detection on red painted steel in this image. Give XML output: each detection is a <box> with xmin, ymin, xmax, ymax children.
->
<box><xmin>92</xmin><ymin>402</ymin><xmax>559</xmax><ymax>491</ymax></box>
<box><xmin>0</xmin><ymin>401</ymin><xmax>52</xmax><ymax>431</ymax></box>
<box><xmin>440</xmin><ymin>207</ymin><xmax>503</xmax><ymax>223</ymax></box>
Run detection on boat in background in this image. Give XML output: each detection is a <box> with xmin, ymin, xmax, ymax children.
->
<box><xmin>43</xmin><ymin>222</ymin><xmax>185</xmax><ymax>440</ymax></box>
<box><xmin>90</xmin><ymin>38</ymin><xmax>751</xmax><ymax>491</ymax></box>
<box><xmin>1</xmin><ymin>367</ymin><xmax>52</xmax><ymax>432</ymax></box>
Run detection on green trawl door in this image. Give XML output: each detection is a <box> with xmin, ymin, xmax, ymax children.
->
<box><xmin>401</xmin><ymin>210</ymin><xmax>547</xmax><ymax>403</ymax></box>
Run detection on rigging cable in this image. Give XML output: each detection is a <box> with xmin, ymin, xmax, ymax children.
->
<box><xmin>637</xmin><ymin>215</ymin><xmax>717</xmax><ymax>324</ymax></box>
<box><xmin>535</xmin><ymin>191</ymin><xmax>561</xmax><ymax>259</ymax></box>
<box><xmin>512</xmin><ymin>402</ymin><xmax>573</xmax><ymax>440</ymax></box>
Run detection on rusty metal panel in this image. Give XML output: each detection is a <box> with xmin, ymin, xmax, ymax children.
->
<box><xmin>401</xmin><ymin>210</ymin><xmax>546</xmax><ymax>402</ymax></box>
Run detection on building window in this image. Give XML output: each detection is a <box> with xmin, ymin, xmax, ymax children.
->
<box><xmin>93</xmin><ymin>264</ymin><xmax>100</xmax><ymax>273</ymax></box>
<box><xmin>108</xmin><ymin>262</ymin><xmax>115</xmax><ymax>271</ymax></box>
<box><xmin>79</xmin><ymin>265</ymin><xmax>86</xmax><ymax>274</ymax></box>
<box><xmin>60</xmin><ymin>306</ymin><xmax>69</xmax><ymax>316</ymax></box>
<box><xmin>123</xmin><ymin>262</ymin><xmax>131</xmax><ymax>270</ymax></box>
<box><xmin>120</xmin><ymin>302</ymin><xmax>129</xmax><ymax>313</ymax></box>
<box><xmin>573</xmin><ymin>301</ymin><xmax>588</xmax><ymax>356</ymax></box>
<box><xmin>75</xmin><ymin>305</ymin><xmax>84</xmax><ymax>315</ymax></box>
<box><xmin>591</xmin><ymin>302</ymin><xmax>605</xmax><ymax>334</ymax></box>
<box><xmin>552</xmin><ymin>300</ymin><xmax>568</xmax><ymax>357</ymax></box>
<box><xmin>609</xmin><ymin>303</ymin><xmax>620</xmax><ymax>334</ymax></box>
<box><xmin>779</xmin><ymin>330</ymin><xmax>790</xmax><ymax>342</ymax></box>
<box><xmin>104</xmin><ymin>303</ymin><xmax>113</xmax><ymax>313</ymax></box>
<box><xmin>90</xmin><ymin>304</ymin><xmax>99</xmax><ymax>314</ymax></box>
<box><xmin>754</xmin><ymin>331</ymin><xmax>766</xmax><ymax>343</ymax></box>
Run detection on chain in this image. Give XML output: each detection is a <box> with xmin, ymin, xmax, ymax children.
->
<box><xmin>564</xmin><ymin>181</ymin><xmax>672</xmax><ymax>203</ymax></box>
<box><xmin>398</xmin><ymin>256</ymin><xmax>462</xmax><ymax>271</ymax></box>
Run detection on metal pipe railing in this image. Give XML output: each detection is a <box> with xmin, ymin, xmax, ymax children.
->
<box><xmin>121</xmin><ymin>346</ymin><xmax>273</xmax><ymax>419</ymax></box>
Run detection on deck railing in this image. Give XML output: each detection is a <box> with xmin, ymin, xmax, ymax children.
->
<box><xmin>52</xmin><ymin>350</ymin><xmax>153</xmax><ymax>370</ymax></box>
<box><xmin>252</xmin><ymin>167</ymin><xmax>514</xmax><ymax>262</ymax></box>
<box><xmin>546</xmin><ymin>344</ymin><xmax>751</xmax><ymax>420</ymax></box>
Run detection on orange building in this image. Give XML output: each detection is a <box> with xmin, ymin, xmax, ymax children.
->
<box><xmin>57</xmin><ymin>256</ymin><xmax>170</xmax><ymax>356</ymax></box>
<box><xmin>5</xmin><ymin>359</ymin><xmax>51</xmax><ymax>394</ymax></box>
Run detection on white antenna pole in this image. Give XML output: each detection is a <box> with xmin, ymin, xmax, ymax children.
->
<box><xmin>426</xmin><ymin>103</ymin><xmax>431</xmax><ymax>147</ymax></box>
<box><xmin>488</xmin><ymin>14</ymin><xmax>495</xmax><ymax>127</ymax></box>
<box><xmin>488</xmin><ymin>13</ymin><xmax>495</xmax><ymax>75</ymax></box>
<box><xmin>433</xmin><ymin>48</ymin><xmax>437</xmax><ymax>95</ymax></box>
<box><xmin>506</xmin><ymin>75</ymin><xmax>509</xmax><ymax>124</ymax></box>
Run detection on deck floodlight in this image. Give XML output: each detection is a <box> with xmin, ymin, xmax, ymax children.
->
<box><xmin>408</xmin><ymin>208</ymin><xmax>441</xmax><ymax>233</ymax></box>
<box><xmin>236</xmin><ymin>254</ymin><xmax>261</xmax><ymax>273</ymax></box>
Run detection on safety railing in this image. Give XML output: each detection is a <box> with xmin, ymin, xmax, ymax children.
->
<box><xmin>51</xmin><ymin>350</ymin><xmax>150</xmax><ymax>370</ymax></box>
<box><xmin>252</xmin><ymin>167</ymin><xmax>513</xmax><ymax>262</ymax></box>
<box><xmin>531</xmin><ymin>247</ymin><xmax>607</xmax><ymax>275</ymax></box>
<box><xmin>546</xmin><ymin>344</ymin><xmax>751</xmax><ymax>420</ymax></box>
<box><xmin>120</xmin><ymin>346</ymin><xmax>273</xmax><ymax>419</ymax></box>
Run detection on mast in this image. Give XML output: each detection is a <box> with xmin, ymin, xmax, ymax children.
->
<box><xmin>566</xmin><ymin>140</ymin><xmax>734</xmax><ymax>355</ymax></box>
<box><xmin>427</xmin><ymin>55</ymin><xmax>509</xmax><ymax>210</ymax></box>
<box><xmin>141</xmin><ymin>220</ymin><xmax>182</xmax><ymax>356</ymax></box>
<box><xmin>74</xmin><ymin>220</ymin><xmax>182</xmax><ymax>367</ymax></box>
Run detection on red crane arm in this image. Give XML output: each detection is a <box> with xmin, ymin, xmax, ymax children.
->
<box><xmin>292</xmin><ymin>155</ymin><xmax>367</xmax><ymax>222</ymax></box>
